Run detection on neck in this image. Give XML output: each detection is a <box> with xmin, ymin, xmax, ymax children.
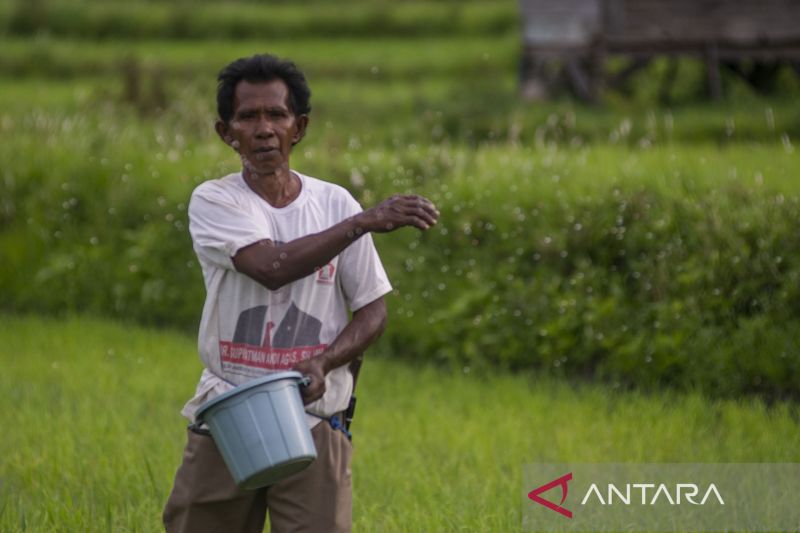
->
<box><xmin>242</xmin><ymin>166</ymin><xmax>299</xmax><ymax>208</ymax></box>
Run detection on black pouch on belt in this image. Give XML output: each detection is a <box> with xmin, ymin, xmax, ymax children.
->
<box><xmin>344</xmin><ymin>395</ymin><xmax>357</xmax><ymax>431</ymax></box>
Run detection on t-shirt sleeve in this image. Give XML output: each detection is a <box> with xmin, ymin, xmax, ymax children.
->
<box><xmin>337</xmin><ymin>194</ymin><xmax>393</xmax><ymax>311</ymax></box>
<box><xmin>188</xmin><ymin>185</ymin><xmax>274</xmax><ymax>270</ymax></box>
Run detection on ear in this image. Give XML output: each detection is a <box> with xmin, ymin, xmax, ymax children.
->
<box><xmin>215</xmin><ymin>119</ymin><xmax>235</xmax><ymax>148</ymax></box>
<box><xmin>291</xmin><ymin>114</ymin><xmax>309</xmax><ymax>147</ymax></box>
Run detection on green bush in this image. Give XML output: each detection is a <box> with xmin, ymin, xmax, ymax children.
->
<box><xmin>359</xmin><ymin>146</ymin><xmax>800</xmax><ymax>400</ymax></box>
<box><xmin>2</xmin><ymin>94</ymin><xmax>799</xmax><ymax>399</ymax></box>
<box><xmin>2</xmin><ymin>0</ymin><xmax>517</xmax><ymax>40</ymax></box>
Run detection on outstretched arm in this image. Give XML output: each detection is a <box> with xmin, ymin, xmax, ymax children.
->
<box><xmin>293</xmin><ymin>296</ymin><xmax>387</xmax><ymax>404</ymax></box>
<box><xmin>233</xmin><ymin>195</ymin><xmax>438</xmax><ymax>290</ymax></box>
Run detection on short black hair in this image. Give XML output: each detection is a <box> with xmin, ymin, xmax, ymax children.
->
<box><xmin>216</xmin><ymin>54</ymin><xmax>311</xmax><ymax>124</ymax></box>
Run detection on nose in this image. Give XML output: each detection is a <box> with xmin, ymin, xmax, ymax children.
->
<box><xmin>254</xmin><ymin>115</ymin><xmax>274</xmax><ymax>138</ymax></box>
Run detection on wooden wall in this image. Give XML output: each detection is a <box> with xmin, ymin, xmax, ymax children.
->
<box><xmin>519</xmin><ymin>0</ymin><xmax>800</xmax><ymax>100</ymax></box>
<box><xmin>604</xmin><ymin>0</ymin><xmax>800</xmax><ymax>49</ymax></box>
<box><xmin>521</xmin><ymin>0</ymin><xmax>800</xmax><ymax>47</ymax></box>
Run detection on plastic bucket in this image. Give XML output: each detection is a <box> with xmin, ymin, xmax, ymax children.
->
<box><xmin>195</xmin><ymin>371</ymin><xmax>316</xmax><ymax>489</ymax></box>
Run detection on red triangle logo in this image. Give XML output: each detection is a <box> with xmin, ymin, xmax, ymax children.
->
<box><xmin>528</xmin><ymin>472</ymin><xmax>573</xmax><ymax>518</ymax></box>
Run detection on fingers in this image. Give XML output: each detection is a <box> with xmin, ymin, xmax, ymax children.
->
<box><xmin>302</xmin><ymin>389</ymin><xmax>323</xmax><ymax>405</ymax></box>
<box><xmin>294</xmin><ymin>360</ymin><xmax>327</xmax><ymax>404</ymax></box>
<box><xmin>402</xmin><ymin>197</ymin><xmax>439</xmax><ymax>229</ymax></box>
<box><xmin>376</xmin><ymin>194</ymin><xmax>439</xmax><ymax>232</ymax></box>
<box><xmin>300</xmin><ymin>374</ymin><xmax>326</xmax><ymax>405</ymax></box>
<box><xmin>410</xmin><ymin>203</ymin><xmax>439</xmax><ymax>230</ymax></box>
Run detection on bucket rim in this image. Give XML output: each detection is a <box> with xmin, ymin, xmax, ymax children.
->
<box><xmin>195</xmin><ymin>370</ymin><xmax>304</xmax><ymax>423</ymax></box>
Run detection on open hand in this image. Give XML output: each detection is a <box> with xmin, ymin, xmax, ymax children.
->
<box><xmin>359</xmin><ymin>194</ymin><xmax>439</xmax><ymax>233</ymax></box>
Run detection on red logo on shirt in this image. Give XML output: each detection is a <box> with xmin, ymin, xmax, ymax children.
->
<box><xmin>316</xmin><ymin>263</ymin><xmax>335</xmax><ymax>284</ymax></box>
<box><xmin>221</xmin><ymin>303</ymin><xmax>327</xmax><ymax>372</ymax></box>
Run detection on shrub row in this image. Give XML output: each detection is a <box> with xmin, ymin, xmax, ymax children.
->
<box><xmin>2</xmin><ymin>97</ymin><xmax>799</xmax><ymax>399</ymax></box>
<box><xmin>356</xmin><ymin>146</ymin><xmax>800</xmax><ymax>400</ymax></box>
<box><xmin>2</xmin><ymin>0</ymin><xmax>517</xmax><ymax>40</ymax></box>
<box><xmin>0</xmin><ymin>35</ymin><xmax>516</xmax><ymax>83</ymax></box>
<box><xmin>2</xmin><ymin>34</ymin><xmax>798</xmax><ymax>150</ymax></box>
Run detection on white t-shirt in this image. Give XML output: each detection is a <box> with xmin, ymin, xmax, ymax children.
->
<box><xmin>182</xmin><ymin>171</ymin><xmax>392</xmax><ymax>428</ymax></box>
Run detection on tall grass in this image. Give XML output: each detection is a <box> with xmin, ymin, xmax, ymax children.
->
<box><xmin>1</xmin><ymin>316</ymin><xmax>797</xmax><ymax>532</ymax></box>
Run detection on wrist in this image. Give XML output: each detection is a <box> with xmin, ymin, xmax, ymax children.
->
<box><xmin>316</xmin><ymin>352</ymin><xmax>335</xmax><ymax>375</ymax></box>
<box><xmin>347</xmin><ymin>213</ymin><xmax>370</xmax><ymax>237</ymax></box>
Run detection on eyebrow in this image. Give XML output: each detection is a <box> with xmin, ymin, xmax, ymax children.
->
<box><xmin>236</xmin><ymin>104</ymin><xmax>289</xmax><ymax>115</ymax></box>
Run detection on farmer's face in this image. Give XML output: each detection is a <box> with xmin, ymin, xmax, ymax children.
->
<box><xmin>218</xmin><ymin>79</ymin><xmax>307</xmax><ymax>176</ymax></box>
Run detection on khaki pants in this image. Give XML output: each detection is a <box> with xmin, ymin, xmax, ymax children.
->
<box><xmin>163</xmin><ymin>421</ymin><xmax>352</xmax><ymax>533</ymax></box>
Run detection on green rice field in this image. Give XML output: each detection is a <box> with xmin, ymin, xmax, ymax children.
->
<box><xmin>1</xmin><ymin>316</ymin><xmax>798</xmax><ymax>532</ymax></box>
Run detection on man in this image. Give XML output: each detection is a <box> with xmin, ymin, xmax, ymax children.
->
<box><xmin>163</xmin><ymin>54</ymin><xmax>439</xmax><ymax>533</ymax></box>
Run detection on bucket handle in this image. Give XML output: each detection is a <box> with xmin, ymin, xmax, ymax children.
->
<box><xmin>218</xmin><ymin>374</ymin><xmax>310</xmax><ymax>388</ymax></box>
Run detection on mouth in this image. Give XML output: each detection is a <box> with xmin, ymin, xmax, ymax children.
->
<box><xmin>252</xmin><ymin>147</ymin><xmax>278</xmax><ymax>160</ymax></box>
